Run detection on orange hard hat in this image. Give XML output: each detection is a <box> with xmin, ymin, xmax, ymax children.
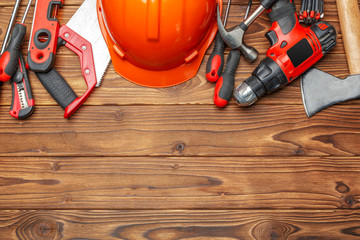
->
<box><xmin>97</xmin><ymin>0</ymin><xmax>222</xmax><ymax>87</ymax></box>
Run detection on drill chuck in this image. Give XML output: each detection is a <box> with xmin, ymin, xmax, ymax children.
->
<box><xmin>234</xmin><ymin>57</ymin><xmax>287</xmax><ymax>106</ymax></box>
<box><xmin>233</xmin><ymin>81</ymin><xmax>258</xmax><ymax>106</ymax></box>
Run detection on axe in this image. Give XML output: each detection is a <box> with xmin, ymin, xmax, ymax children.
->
<box><xmin>300</xmin><ymin>0</ymin><xmax>360</xmax><ymax>117</ymax></box>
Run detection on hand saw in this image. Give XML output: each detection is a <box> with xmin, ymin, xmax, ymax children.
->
<box><xmin>28</xmin><ymin>0</ymin><xmax>110</xmax><ymax>118</ymax></box>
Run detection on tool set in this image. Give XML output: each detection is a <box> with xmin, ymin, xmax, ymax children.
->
<box><xmin>0</xmin><ymin>0</ymin><xmax>350</xmax><ymax>119</ymax></box>
<box><xmin>28</xmin><ymin>0</ymin><xmax>109</xmax><ymax>118</ymax></box>
<box><xmin>0</xmin><ymin>0</ymin><xmax>34</xmax><ymax>119</ymax></box>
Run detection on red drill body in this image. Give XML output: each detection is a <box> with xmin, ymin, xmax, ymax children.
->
<box><xmin>234</xmin><ymin>0</ymin><xmax>336</xmax><ymax>106</ymax></box>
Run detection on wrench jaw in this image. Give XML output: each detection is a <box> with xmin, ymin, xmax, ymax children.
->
<box><xmin>216</xmin><ymin>5</ymin><xmax>245</xmax><ymax>50</ymax></box>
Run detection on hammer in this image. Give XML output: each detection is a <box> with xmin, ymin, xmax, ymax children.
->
<box><xmin>300</xmin><ymin>0</ymin><xmax>360</xmax><ymax>117</ymax></box>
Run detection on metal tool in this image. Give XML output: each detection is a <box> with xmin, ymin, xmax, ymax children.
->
<box><xmin>0</xmin><ymin>0</ymin><xmax>33</xmax><ymax>82</ymax></box>
<box><xmin>29</xmin><ymin>0</ymin><xmax>110</xmax><ymax>118</ymax></box>
<box><xmin>300</xmin><ymin>0</ymin><xmax>360</xmax><ymax>117</ymax></box>
<box><xmin>213</xmin><ymin>0</ymin><xmax>252</xmax><ymax>108</ymax></box>
<box><xmin>206</xmin><ymin>0</ymin><xmax>232</xmax><ymax>82</ymax></box>
<box><xmin>66</xmin><ymin>0</ymin><xmax>110</xmax><ymax>87</ymax></box>
<box><xmin>233</xmin><ymin>0</ymin><xmax>336</xmax><ymax>107</ymax></box>
<box><xmin>217</xmin><ymin>0</ymin><xmax>278</xmax><ymax>50</ymax></box>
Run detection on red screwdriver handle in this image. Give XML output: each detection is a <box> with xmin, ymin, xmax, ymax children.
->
<box><xmin>214</xmin><ymin>49</ymin><xmax>240</xmax><ymax>107</ymax></box>
<box><xmin>0</xmin><ymin>23</ymin><xmax>27</xmax><ymax>82</ymax></box>
<box><xmin>206</xmin><ymin>32</ymin><xmax>226</xmax><ymax>82</ymax></box>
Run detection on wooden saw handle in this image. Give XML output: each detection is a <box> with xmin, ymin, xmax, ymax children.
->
<box><xmin>336</xmin><ymin>0</ymin><xmax>360</xmax><ymax>75</ymax></box>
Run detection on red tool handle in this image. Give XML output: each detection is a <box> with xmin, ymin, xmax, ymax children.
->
<box><xmin>10</xmin><ymin>54</ymin><xmax>35</xmax><ymax>119</ymax></box>
<box><xmin>27</xmin><ymin>0</ymin><xmax>63</xmax><ymax>72</ymax></box>
<box><xmin>35</xmin><ymin>25</ymin><xmax>96</xmax><ymax>118</ymax></box>
<box><xmin>0</xmin><ymin>23</ymin><xmax>27</xmax><ymax>82</ymax></box>
<box><xmin>214</xmin><ymin>49</ymin><xmax>240</xmax><ymax>107</ymax></box>
<box><xmin>206</xmin><ymin>32</ymin><xmax>226</xmax><ymax>82</ymax></box>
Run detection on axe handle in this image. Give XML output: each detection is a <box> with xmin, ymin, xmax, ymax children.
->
<box><xmin>336</xmin><ymin>0</ymin><xmax>360</xmax><ymax>75</ymax></box>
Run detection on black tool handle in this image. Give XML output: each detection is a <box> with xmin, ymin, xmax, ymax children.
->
<box><xmin>0</xmin><ymin>23</ymin><xmax>26</xmax><ymax>82</ymax></box>
<box><xmin>206</xmin><ymin>32</ymin><xmax>226</xmax><ymax>82</ymax></box>
<box><xmin>35</xmin><ymin>68</ymin><xmax>78</xmax><ymax>109</ymax></box>
<box><xmin>214</xmin><ymin>49</ymin><xmax>241</xmax><ymax>107</ymax></box>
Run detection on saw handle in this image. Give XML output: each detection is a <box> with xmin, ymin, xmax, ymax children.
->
<box><xmin>36</xmin><ymin>68</ymin><xmax>77</xmax><ymax>109</ymax></box>
<box><xmin>336</xmin><ymin>0</ymin><xmax>360</xmax><ymax>74</ymax></box>
<box><xmin>35</xmin><ymin>25</ymin><xmax>97</xmax><ymax>118</ymax></box>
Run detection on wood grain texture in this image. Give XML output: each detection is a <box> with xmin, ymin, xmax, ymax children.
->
<box><xmin>1</xmin><ymin>105</ymin><xmax>360</xmax><ymax>157</ymax></box>
<box><xmin>0</xmin><ymin>0</ymin><xmax>359</xmax><ymax>238</ymax></box>
<box><xmin>1</xmin><ymin>210</ymin><xmax>360</xmax><ymax>239</ymax></box>
<box><xmin>0</xmin><ymin>156</ymin><xmax>359</xmax><ymax>209</ymax></box>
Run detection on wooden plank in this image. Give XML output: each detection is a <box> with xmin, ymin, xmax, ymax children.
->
<box><xmin>0</xmin><ymin>156</ymin><xmax>360</xmax><ymax>209</ymax></box>
<box><xmin>1</xmin><ymin>105</ymin><xmax>360</xmax><ymax>157</ymax></box>
<box><xmin>1</xmin><ymin>210</ymin><xmax>360</xmax><ymax>239</ymax></box>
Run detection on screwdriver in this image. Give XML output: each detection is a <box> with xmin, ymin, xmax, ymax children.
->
<box><xmin>0</xmin><ymin>0</ymin><xmax>33</xmax><ymax>82</ymax></box>
<box><xmin>2</xmin><ymin>0</ymin><xmax>21</xmax><ymax>55</ymax></box>
<box><xmin>205</xmin><ymin>0</ymin><xmax>231</xmax><ymax>82</ymax></box>
<box><xmin>213</xmin><ymin>0</ymin><xmax>252</xmax><ymax>108</ymax></box>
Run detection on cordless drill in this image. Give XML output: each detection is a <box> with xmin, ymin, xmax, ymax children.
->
<box><xmin>233</xmin><ymin>0</ymin><xmax>337</xmax><ymax>106</ymax></box>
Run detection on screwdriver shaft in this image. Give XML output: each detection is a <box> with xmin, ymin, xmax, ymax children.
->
<box><xmin>2</xmin><ymin>0</ymin><xmax>21</xmax><ymax>54</ymax></box>
<box><xmin>223</xmin><ymin>0</ymin><xmax>231</xmax><ymax>26</ymax></box>
<box><xmin>21</xmin><ymin>0</ymin><xmax>33</xmax><ymax>24</ymax></box>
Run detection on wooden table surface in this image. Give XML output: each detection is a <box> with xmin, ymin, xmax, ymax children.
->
<box><xmin>1</xmin><ymin>0</ymin><xmax>360</xmax><ymax>239</ymax></box>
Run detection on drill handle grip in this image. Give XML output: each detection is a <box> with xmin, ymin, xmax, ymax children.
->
<box><xmin>268</xmin><ymin>0</ymin><xmax>297</xmax><ymax>28</ymax></box>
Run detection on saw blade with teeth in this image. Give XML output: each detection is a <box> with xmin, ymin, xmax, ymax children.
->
<box><xmin>66</xmin><ymin>0</ymin><xmax>110</xmax><ymax>87</ymax></box>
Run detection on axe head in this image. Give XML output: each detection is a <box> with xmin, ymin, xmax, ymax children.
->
<box><xmin>300</xmin><ymin>67</ymin><xmax>360</xmax><ymax>117</ymax></box>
